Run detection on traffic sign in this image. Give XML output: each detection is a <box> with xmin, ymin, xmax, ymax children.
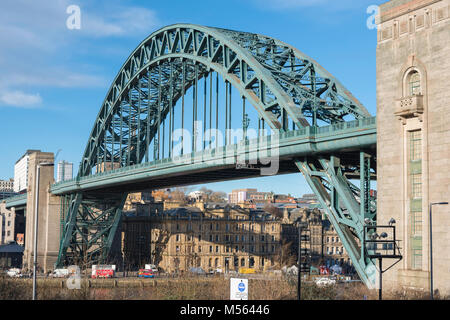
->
<box><xmin>230</xmin><ymin>278</ymin><xmax>248</xmax><ymax>300</ymax></box>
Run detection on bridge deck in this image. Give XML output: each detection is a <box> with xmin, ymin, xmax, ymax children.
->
<box><xmin>51</xmin><ymin>117</ymin><xmax>376</xmax><ymax>195</ymax></box>
<box><xmin>4</xmin><ymin>193</ymin><xmax>27</xmax><ymax>209</ymax></box>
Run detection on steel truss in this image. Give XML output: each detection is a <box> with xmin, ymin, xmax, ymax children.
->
<box><xmin>56</xmin><ymin>24</ymin><xmax>377</xmax><ymax>288</ymax></box>
<box><xmin>295</xmin><ymin>152</ymin><xmax>377</xmax><ymax>288</ymax></box>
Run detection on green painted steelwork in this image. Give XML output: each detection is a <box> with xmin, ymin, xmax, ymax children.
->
<box><xmin>54</xmin><ymin>24</ymin><xmax>378</xmax><ymax>288</ymax></box>
<box><xmin>4</xmin><ymin>193</ymin><xmax>27</xmax><ymax>209</ymax></box>
<box><xmin>52</xmin><ymin>117</ymin><xmax>376</xmax><ymax>195</ymax></box>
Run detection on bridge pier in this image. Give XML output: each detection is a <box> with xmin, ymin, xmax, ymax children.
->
<box><xmin>23</xmin><ymin>151</ymin><xmax>61</xmax><ymax>273</ymax></box>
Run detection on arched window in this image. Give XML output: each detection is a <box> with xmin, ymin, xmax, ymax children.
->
<box><xmin>408</xmin><ymin>71</ymin><xmax>421</xmax><ymax>96</ymax></box>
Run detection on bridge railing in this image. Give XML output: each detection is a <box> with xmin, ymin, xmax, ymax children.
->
<box><xmin>4</xmin><ymin>193</ymin><xmax>27</xmax><ymax>208</ymax></box>
<box><xmin>51</xmin><ymin>116</ymin><xmax>376</xmax><ymax>190</ymax></box>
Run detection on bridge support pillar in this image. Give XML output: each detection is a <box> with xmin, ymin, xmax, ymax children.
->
<box><xmin>23</xmin><ymin>151</ymin><xmax>61</xmax><ymax>273</ymax></box>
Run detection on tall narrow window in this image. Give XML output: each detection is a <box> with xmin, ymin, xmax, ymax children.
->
<box><xmin>409</xmin><ymin>130</ymin><xmax>422</xmax><ymax>270</ymax></box>
<box><xmin>409</xmin><ymin>71</ymin><xmax>421</xmax><ymax>96</ymax></box>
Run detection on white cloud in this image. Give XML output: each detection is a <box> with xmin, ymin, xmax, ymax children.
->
<box><xmin>0</xmin><ymin>0</ymin><xmax>160</xmax><ymax>109</ymax></box>
<box><xmin>0</xmin><ymin>90</ymin><xmax>42</xmax><ymax>108</ymax></box>
<box><xmin>82</xmin><ymin>7</ymin><xmax>160</xmax><ymax>37</ymax></box>
<box><xmin>253</xmin><ymin>0</ymin><xmax>365</xmax><ymax>11</ymax></box>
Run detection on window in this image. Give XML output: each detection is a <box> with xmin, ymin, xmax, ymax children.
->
<box><xmin>409</xmin><ymin>130</ymin><xmax>423</xmax><ymax>270</ymax></box>
<box><xmin>411</xmin><ymin>174</ymin><xmax>422</xmax><ymax>199</ymax></box>
<box><xmin>410</xmin><ymin>130</ymin><xmax>422</xmax><ymax>161</ymax></box>
<box><xmin>409</xmin><ymin>71</ymin><xmax>421</xmax><ymax>95</ymax></box>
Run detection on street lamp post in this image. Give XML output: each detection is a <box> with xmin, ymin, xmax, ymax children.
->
<box><xmin>32</xmin><ymin>162</ymin><xmax>54</xmax><ymax>301</ymax></box>
<box><xmin>297</xmin><ymin>224</ymin><xmax>302</xmax><ymax>301</ymax></box>
<box><xmin>429</xmin><ymin>202</ymin><xmax>448</xmax><ymax>300</ymax></box>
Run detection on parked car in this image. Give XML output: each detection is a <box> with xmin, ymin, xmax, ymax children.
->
<box><xmin>6</xmin><ymin>268</ymin><xmax>22</xmax><ymax>278</ymax></box>
<box><xmin>189</xmin><ymin>267</ymin><xmax>206</xmax><ymax>275</ymax></box>
<box><xmin>138</xmin><ymin>269</ymin><xmax>155</xmax><ymax>278</ymax></box>
<box><xmin>144</xmin><ymin>264</ymin><xmax>159</xmax><ymax>273</ymax></box>
<box><xmin>50</xmin><ymin>268</ymin><xmax>69</xmax><ymax>278</ymax></box>
<box><xmin>315</xmin><ymin>277</ymin><xmax>336</xmax><ymax>287</ymax></box>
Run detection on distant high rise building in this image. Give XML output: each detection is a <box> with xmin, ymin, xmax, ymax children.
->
<box><xmin>14</xmin><ymin>150</ymin><xmax>40</xmax><ymax>193</ymax></box>
<box><xmin>228</xmin><ymin>189</ymin><xmax>273</xmax><ymax>204</ymax></box>
<box><xmin>0</xmin><ymin>179</ymin><xmax>14</xmax><ymax>192</ymax></box>
<box><xmin>0</xmin><ymin>179</ymin><xmax>15</xmax><ymax>200</ymax></box>
<box><xmin>56</xmin><ymin>161</ymin><xmax>73</xmax><ymax>182</ymax></box>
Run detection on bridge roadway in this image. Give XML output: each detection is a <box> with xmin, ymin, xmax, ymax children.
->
<box><xmin>50</xmin><ymin>117</ymin><xmax>376</xmax><ymax>196</ymax></box>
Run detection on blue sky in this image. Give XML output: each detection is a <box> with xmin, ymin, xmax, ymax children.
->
<box><xmin>0</xmin><ymin>0</ymin><xmax>385</xmax><ymax>197</ymax></box>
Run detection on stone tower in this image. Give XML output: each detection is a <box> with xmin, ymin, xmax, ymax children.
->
<box><xmin>377</xmin><ymin>0</ymin><xmax>450</xmax><ymax>295</ymax></box>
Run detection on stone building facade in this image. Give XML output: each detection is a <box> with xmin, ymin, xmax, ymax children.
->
<box><xmin>286</xmin><ymin>208</ymin><xmax>354</xmax><ymax>271</ymax></box>
<box><xmin>121</xmin><ymin>203</ymin><xmax>282</xmax><ymax>273</ymax></box>
<box><xmin>377</xmin><ymin>0</ymin><xmax>450</xmax><ymax>294</ymax></box>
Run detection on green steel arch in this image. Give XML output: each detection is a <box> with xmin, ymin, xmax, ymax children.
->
<box><xmin>57</xmin><ymin>24</ymin><xmax>378</xmax><ymax>289</ymax></box>
<box><xmin>79</xmin><ymin>23</ymin><xmax>370</xmax><ymax>177</ymax></box>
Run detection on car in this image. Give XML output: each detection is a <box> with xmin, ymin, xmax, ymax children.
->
<box><xmin>315</xmin><ymin>277</ymin><xmax>336</xmax><ymax>287</ymax></box>
<box><xmin>138</xmin><ymin>269</ymin><xmax>155</xmax><ymax>278</ymax></box>
<box><xmin>6</xmin><ymin>268</ymin><xmax>22</xmax><ymax>278</ymax></box>
<box><xmin>144</xmin><ymin>264</ymin><xmax>159</xmax><ymax>273</ymax></box>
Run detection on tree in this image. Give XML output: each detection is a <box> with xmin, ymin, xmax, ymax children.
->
<box><xmin>169</xmin><ymin>187</ymin><xmax>191</xmax><ymax>203</ymax></box>
<box><xmin>275</xmin><ymin>240</ymin><xmax>297</xmax><ymax>268</ymax></box>
<box><xmin>210</xmin><ymin>191</ymin><xmax>227</xmax><ymax>203</ymax></box>
<box><xmin>263</xmin><ymin>204</ymin><xmax>283</xmax><ymax>219</ymax></box>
